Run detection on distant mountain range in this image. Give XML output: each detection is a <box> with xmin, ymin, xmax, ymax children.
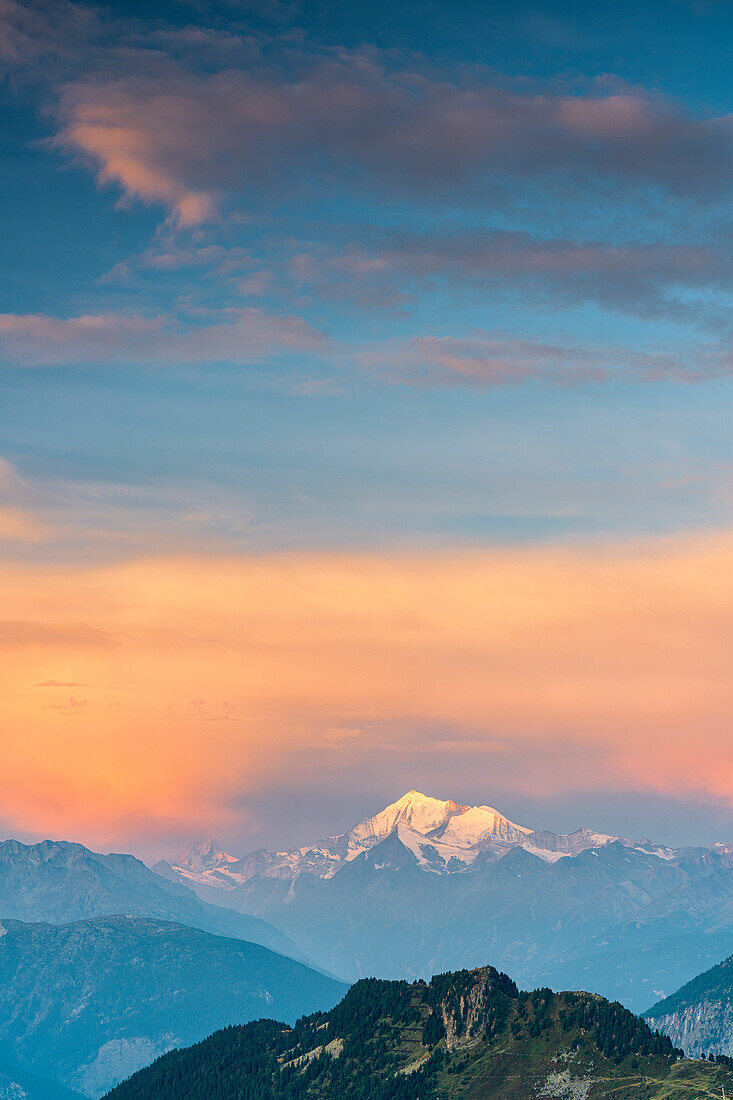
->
<box><xmin>0</xmin><ymin>1058</ymin><xmax>84</xmax><ymax>1100</ymax></box>
<box><xmin>104</xmin><ymin>964</ymin><xmax>728</xmax><ymax>1100</ymax></box>
<box><xmin>158</xmin><ymin>790</ymin><xmax>733</xmax><ymax>1010</ymax></box>
<box><xmin>646</xmin><ymin>953</ymin><xmax>733</xmax><ymax>1059</ymax></box>
<box><xmin>0</xmin><ymin>916</ymin><xmax>347</xmax><ymax>1097</ymax></box>
<box><xmin>0</xmin><ymin>838</ymin><xmax>296</xmax><ymax>958</ymax></box>
<box><xmin>157</xmin><ymin>790</ymin><xmax>641</xmax><ymax>888</ymax></box>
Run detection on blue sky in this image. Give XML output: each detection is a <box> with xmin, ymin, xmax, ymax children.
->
<box><xmin>1</xmin><ymin>0</ymin><xmax>733</xmax><ymax>853</ymax></box>
<box><xmin>1</xmin><ymin>0</ymin><xmax>732</xmax><ymax>557</ymax></box>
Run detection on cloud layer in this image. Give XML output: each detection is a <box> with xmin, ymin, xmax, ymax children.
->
<box><xmin>2</xmin><ymin>534</ymin><xmax>733</xmax><ymax>849</ymax></box>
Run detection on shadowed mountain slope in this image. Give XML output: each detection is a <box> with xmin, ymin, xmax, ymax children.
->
<box><xmin>0</xmin><ymin>838</ymin><xmax>296</xmax><ymax>958</ymax></box>
<box><xmin>0</xmin><ymin>916</ymin><xmax>347</xmax><ymax>1098</ymax></box>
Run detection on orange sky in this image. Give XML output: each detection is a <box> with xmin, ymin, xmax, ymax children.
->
<box><xmin>1</xmin><ymin>531</ymin><xmax>732</xmax><ymax>851</ymax></box>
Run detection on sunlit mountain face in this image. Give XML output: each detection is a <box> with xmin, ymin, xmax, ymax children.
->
<box><xmin>162</xmin><ymin>790</ymin><xmax>633</xmax><ymax>888</ymax></box>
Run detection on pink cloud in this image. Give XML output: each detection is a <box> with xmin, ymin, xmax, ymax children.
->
<box><xmin>362</xmin><ymin>332</ymin><xmax>733</xmax><ymax>387</ymax></box>
<box><xmin>49</xmin><ymin>56</ymin><xmax>733</xmax><ymax>224</ymax></box>
<box><xmin>0</xmin><ymin>308</ymin><xmax>326</xmax><ymax>366</ymax></box>
<box><xmin>0</xmin><ymin>506</ymin><xmax>48</xmax><ymax>541</ymax></box>
<box><xmin>0</xmin><ymin>458</ymin><xmax>51</xmax><ymax>541</ymax></box>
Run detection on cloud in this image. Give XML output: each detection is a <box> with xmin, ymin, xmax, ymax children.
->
<box><xmin>47</xmin><ymin>50</ymin><xmax>733</xmax><ymax>224</ymax></box>
<box><xmin>0</xmin><ymin>307</ymin><xmax>326</xmax><ymax>366</ymax></box>
<box><xmin>360</xmin><ymin>332</ymin><xmax>733</xmax><ymax>387</ymax></box>
<box><xmin>0</xmin><ymin>458</ymin><xmax>52</xmax><ymax>541</ymax></box>
<box><xmin>2</xmin><ymin>309</ymin><xmax>731</xmax><ymax>386</ymax></box>
<box><xmin>0</xmin><ymin>505</ymin><xmax>48</xmax><ymax>541</ymax></box>
<box><xmin>294</xmin><ymin>231</ymin><xmax>732</xmax><ymax>321</ymax></box>
<box><xmin>0</xmin><ymin>0</ymin><xmax>99</xmax><ymax>66</ymax></box>
<box><xmin>1</xmin><ymin>534</ymin><xmax>733</xmax><ymax>847</ymax></box>
<box><xmin>34</xmin><ymin>679</ymin><xmax>88</xmax><ymax>686</ymax></box>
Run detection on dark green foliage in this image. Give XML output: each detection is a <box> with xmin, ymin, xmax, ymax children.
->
<box><xmin>421</xmin><ymin>1009</ymin><xmax>445</xmax><ymax>1046</ymax></box>
<box><xmin>326</xmin><ymin>977</ymin><xmax>419</xmax><ymax>1041</ymax></box>
<box><xmin>560</xmin><ymin>994</ymin><xmax>682</xmax><ymax>1064</ymax></box>
<box><xmin>105</xmin><ymin>1012</ymin><xmax>437</xmax><ymax>1100</ymax></box>
<box><xmin>105</xmin><ymin>965</ymin><xmax>702</xmax><ymax>1100</ymax></box>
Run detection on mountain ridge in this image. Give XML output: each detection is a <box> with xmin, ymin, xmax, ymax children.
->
<box><xmin>0</xmin><ymin>836</ymin><xmax>298</xmax><ymax>959</ymax></box>
<box><xmin>161</xmin><ymin>789</ymin><xmax>634</xmax><ymax>893</ymax></box>
<box><xmin>103</xmin><ymin>964</ymin><xmax>733</xmax><ymax>1100</ymax></box>
<box><xmin>0</xmin><ymin>915</ymin><xmax>347</xmax><ymax>1097</ymax></box>
<box><xmin>153</xmin><ymin>790</ymin><xmax>733</xmax><ymax>1009</ymax></box>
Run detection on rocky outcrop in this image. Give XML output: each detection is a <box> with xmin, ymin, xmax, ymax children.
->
<box><xmin>647</xmin><ymin>1000</ymin><xmax>733</xmax><ymax>1058</ymax></box>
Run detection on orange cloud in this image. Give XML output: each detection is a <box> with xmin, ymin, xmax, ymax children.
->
<box><xmin>1</xmin><ymin>533</ymin><xmax>732</xmax><ymax>847</ymax></box>
<box><xmin>0</xmin><ymin>505</ymin><xmax>48</xmax><ymax>541</ymax></box>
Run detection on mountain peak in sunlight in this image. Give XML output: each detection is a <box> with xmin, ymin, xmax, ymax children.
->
<box><xmin>177</xmin><ymin>839</ymin><xmax>238</xmax><ymax>874</ymax></box>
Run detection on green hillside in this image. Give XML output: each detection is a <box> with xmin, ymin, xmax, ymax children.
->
<box><xmin>105</xmin><ymin>966</ymin><xmax>733</xmax><ymax>1100</ymax></box>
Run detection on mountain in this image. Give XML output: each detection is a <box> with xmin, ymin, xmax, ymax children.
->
<box><xmin>645</xmin><ymin>953</ymin><xmax>733</xmax><ymax>1058</ymax></box>
<box><xmin>104</xmin><ymin>965</ymin><xmax>732</xmax><ymax>1100</ymax></box>
<box><xmin>0</xmin><ymin>838</ymin><xmax>297</xmax><ymax>958</ymax></box>
<box><xmin>159</xmin><ymin>790</ymin><xmax>733</xmax><ymax>1010</ymax></box>
<box><xmin>0</xmin><ymin>1059</ymin><xmax>84</xmax><ymax>1100</ymax></box>
<box><xmin>162</xmin><ymin>791</ymin><xmax>626</xmax><ymax>893</ymax></box>
<box><xmin>176</xmin><ymin>838</ymin><xmax>239</xmax><ymax>875</ymax></box>
<box><xmin>0</xmin><ymin>916</ymin><xmax>348</xmax><ymax>1098</ymax></box>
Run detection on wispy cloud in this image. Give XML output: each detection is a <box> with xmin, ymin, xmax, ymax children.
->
<box><xmin>0</xmin><ymin>307</ymin><xmax>326</xmax><ymax>366</ymax></box>
<box><xmin>34</xmin><ymin>679</ymin><xmax>88</xmax><ymax>687</ymax></box>
<box><xmin>359</xmin><ymin>331</ymin><xmax>733</xmax><ymax>387</ymax></box>
<box><xmin>287</xmin><ymin>231</ymin><xmax>733</xmax><ymax>323</ymax></box>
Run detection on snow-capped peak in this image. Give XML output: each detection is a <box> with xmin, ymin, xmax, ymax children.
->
<box><xmin>164</xmin><ymin>789</ymin><xmax>684</xmax><ymax>895</ymax></box>
<box><xmin>348</xmin><ymin>790</ymin><xmax>464</xmax><ymax>846</ymax></box>
<box><xmin>177</xmin><ymin>838</ymin><xmax>238</xmax><ymax>874</ymax></box>
<box><xmin>434</xmin><ymin>804</ymin><xmax>532</xmax><ymax>848</ymax></box>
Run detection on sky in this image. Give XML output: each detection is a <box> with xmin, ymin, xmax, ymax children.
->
<box><xmin>1</xmin><ymin>0</ymin><xmax>733</xmax><ymax>859</ymax></box>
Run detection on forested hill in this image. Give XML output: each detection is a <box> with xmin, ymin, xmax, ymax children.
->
<box><xmin>105</xmin><ymin>966</ymin><xmax>733</xmax><ymax>1100</ymax></box>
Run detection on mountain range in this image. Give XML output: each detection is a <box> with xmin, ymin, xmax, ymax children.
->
<box><xmin>104</xmin><ymin>964</ymin><xmax>730</xmax><ymax>1100</ymax></box>
<box><xmin>158</xmin><ymin>790</ymin><xmax>733</xmax><ymax>1011</ymax></box>
<box><xmin>0</xmin><ymin>1059</ymin><xmax>84</xmax><ymax>1100</ymax></box>
<box><xmin>158</xmin><ymin>790</ymin><xmax>637</xmax><ymax>889</ymax></box>
<box><xmin>0</xmin><ymin>916</ymin><xmax>347</xmax><ymax>1097</ymax></box>
<box><xmin>0</xmin><ymin>838</ymin><xmax>296</xmax><ymax>958</ymax></box>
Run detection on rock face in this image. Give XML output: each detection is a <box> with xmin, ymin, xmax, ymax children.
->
<box><xmin>645</xmin><ymin>954</ymin><xmax>733</xmax><ymax>1057</ymax></box>
<box><xmin>0</xmin><ymin>916</ymin><xmax>347</xmax><ymax>1098</ymax></box>
<box><xmin>104</xmin><ymin>964</ymin><xmax>721</xmax><ymax>1100</ymax></box>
